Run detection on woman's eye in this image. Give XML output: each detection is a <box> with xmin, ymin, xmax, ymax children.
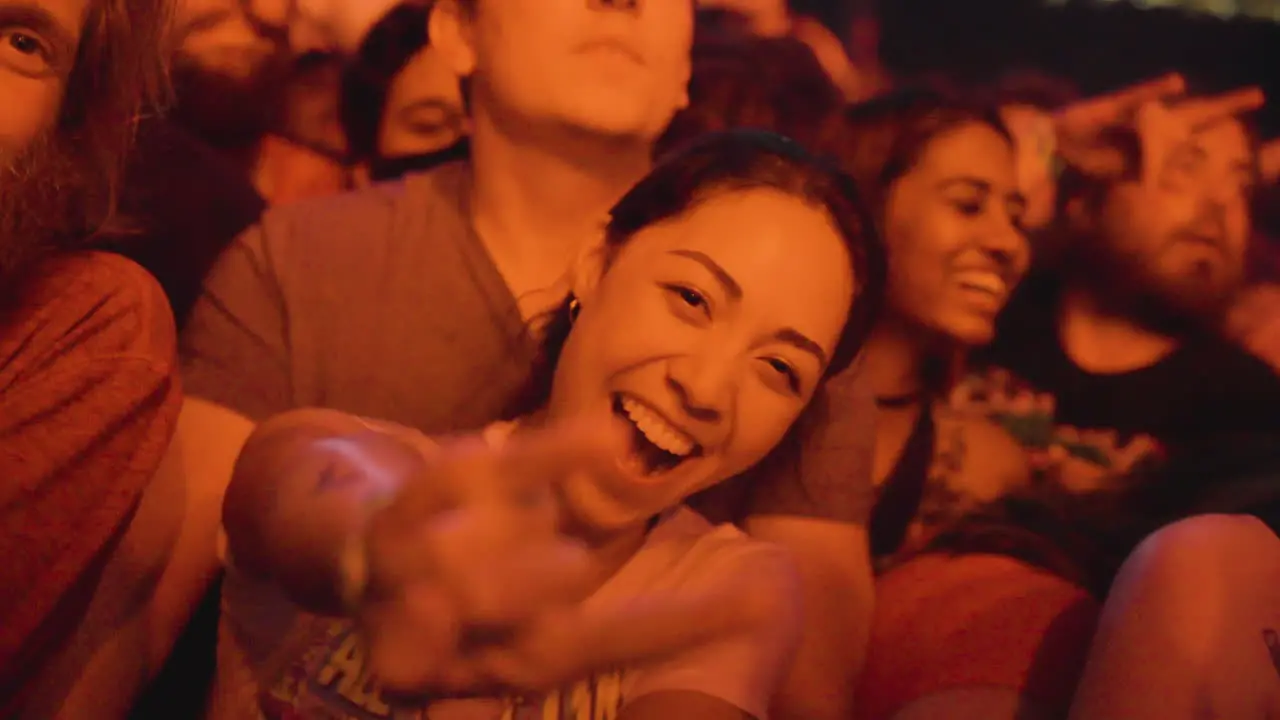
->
<box><xmin>953</xmin><ymin>200</ymin><xmax>983</xmax><ymax>217</ymax></box>
<box><xmin>765</xmin><ymin>357</ymin><xmax>801</xmax><ymax>394</ymax></box>
<box><xmin>676</xmin><ymin>287</ymin><xmax>706</xmax><ymax>308</ymax></box>
<box><xmin>664</xmin><ymin>284</ymin><xmax>709</xmax><ymax>311</ymax></box>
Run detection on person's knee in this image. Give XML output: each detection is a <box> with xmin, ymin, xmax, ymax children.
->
<box><xmin>1121</xmin><ymin>514</ymin><xmax>1279</xmax><ymax>595</ymax></box>
<box><xmin>890</xmin><ymin>687</ymin><xmax>1058</xmax><ymax>720</ymax></box>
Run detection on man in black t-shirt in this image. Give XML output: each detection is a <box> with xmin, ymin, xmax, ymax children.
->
<box><xmin>856</xmin><ymin>89</ymin><xmax>1280</xmax><ymax>720</ymax></box>
<box><xmin>959</xmin><ymin>98</ymin><xmax>1280</xmax><ymax>524</ymax></box>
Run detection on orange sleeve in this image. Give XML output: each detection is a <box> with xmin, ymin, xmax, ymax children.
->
<box><xmin>0</xmin><ymin>252</ymin><xmax>181</xmax><ymax>704</ymax></box>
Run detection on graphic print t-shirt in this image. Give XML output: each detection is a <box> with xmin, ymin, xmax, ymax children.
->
<box><xmin>962</xmin><ymin>277</ymin><xmax>1280</xmax><ymax>511</ymax></box>
<box><xmin>212</xmin><ymin>468</ymin><xmax>801</xmax><ymax>720</ymax></box>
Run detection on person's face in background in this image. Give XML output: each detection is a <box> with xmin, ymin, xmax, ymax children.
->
<box><xmin>281</xmin><ymin>51</ymin><xmax>347</xmax><ymax>156</ymax></box>
<box><xmin>378</xmin><ymin>44</ymin><xmax>466</xmax><ymax>159</ymax></box>
<box><xmin>0</xmin><ymin>0</ymin><xmax>86</xmax><ymax>159</ymax></box>
<box><xmin>1092</xmin><ymin>117</ymin><xmax>1254</xmax><ymax>324</ymax></box>
<box><xmin>171</xmin><ymin>0</ymin><xmax>291</xmax><ymax>152</ymax></box>
<box><xmin>1001</xmin><ymin>103</ymin><xmax>1059</xmax><ymax>231</ymax></box>
<box><xmin>435</xmin><ymin>0</ymin><xmax>693</xmax><ymax>144</ymax></box>
<box><xmin>0</xmin><ymin>0</ymin><xmax>91</xmax><ymax>293</ymax></box>
<box><xmin>881</xmin><ymin>122</ymin><xmax>1030</xmax><ymax>346</ymax></box>
<box><xmin>175</xmin><ymin>0</ymin><xmax>282</xmax><ymax>81</ymax></box>
<box><xmin>248</xmin><ymin>0</ymin><xmax>399</xmax><ymax>55</ymax></box>
<box><xmin>550</xmin><ymin>187</ymin><xmax>853</xmax><ymax>532</ymax></box>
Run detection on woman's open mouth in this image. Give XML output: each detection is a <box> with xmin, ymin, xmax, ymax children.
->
<box><xmin>611</xmin><ymin>393</ymin><xmax>703</xmax><ymax>477</ymax></box>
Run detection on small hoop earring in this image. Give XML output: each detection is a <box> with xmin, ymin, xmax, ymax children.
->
<box><xmin>568</xmin><ymin>296</ymin><xmax>581</xmax><ymax>322</ymax></box>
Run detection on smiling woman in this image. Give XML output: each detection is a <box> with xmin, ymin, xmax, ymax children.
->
<box><xmin>824</xmin><ymin>89</ymin><xmax>1034</xmax><ymax>564</ymax></box>
<box><xmin>214</xmin><ymin>129</ymin><xmax>886</xmax><ymax>720</ymax></box>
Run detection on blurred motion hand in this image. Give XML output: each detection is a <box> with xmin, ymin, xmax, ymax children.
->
<box><xmin>350</xmin><ymin>418</ymin><xmax>761</xmax><ymax>697</ymax></box>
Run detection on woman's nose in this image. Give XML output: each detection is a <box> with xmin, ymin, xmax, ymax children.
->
<box><xmin>665</xmin><ymin>352</ymin><xmax>733</xmax><ymax>423</ymax></box>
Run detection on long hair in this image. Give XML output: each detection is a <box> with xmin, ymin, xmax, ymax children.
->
<box><xmin>836</xmin><ymin>88</ymin><xmax>1012</xmax><ymax>228</ymax></box>
<box><xmin>831</xmin><ymin>88</ymin><xmax>1013</xmax><ymax>392</ymax></box>
<box><xmin>339</xmin><ymin>2</ymin><xmax>433</xmax><ymax>162</ymax></box>
<box><xmin>59</xmin><ymin>0</ymin><xmax>173</xmax><ymax>237</ymax></box>
<box><xmin>507</xmin><ymin>129</ymin><xmax>887</xmax><ymax>418</ymax></box>
<box><xmin>657</xmin><ymin>30</ymin><xmax>846</xmax><ymax>158</ymax></box>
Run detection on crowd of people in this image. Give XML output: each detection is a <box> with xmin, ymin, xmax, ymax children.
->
<box><xmin>3</xmin><ymin>0</ymin><xmax>1280</xmax><ymax>718</ymax></box>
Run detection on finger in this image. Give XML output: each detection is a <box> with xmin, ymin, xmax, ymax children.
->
<box><xmin>362</xmin><ymin>583</ymin><xmax>460</xmax><ymax>692</ymax></box>
<box><xmin>502</xmin><ymin>538</ymin><xmax>596</xmax><ymax>608</ymax></box>
<box><xmin>1057</xmin><ymin>73</ymin><xmax>1186</xmax><ymax>130</ymax></box>
<box><xmin>1259</xmin><ymin>137</ymin><xmax>1280</xmax><ymax>184</ymax></box>
<box><xmin>1173</xmin><ymin>87</ymin><xmax>1266</xmax><ymax>130</ymax></box>
<box><xmin>1060</xmin><ymin>142</ymin><xmax>1128</xmax><ymax>179</ymax></box>
<box><xmin>495</xmin><ymin>414</ymin><xmax>636</xmax><ymax>493</ymax></box>
<box><xmin>441</xmin><ymin>529</ymin><xmax>593</xmax><ymax>626</ymax></box>
<box><xmin>385</xmin><ymin>436</ymin><xmax>496</xmax><ymax>519</ymax></box>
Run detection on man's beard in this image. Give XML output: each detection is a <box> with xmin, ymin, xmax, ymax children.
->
<box><xmin>0</xmin><ymin>131</ymin><xmax>88</xmax><ymax>312</ymax></box>
<box><xmin>169</xmin><ymin>52</ymin><xmax>291</xmax><ymax>166</ymax></box>
<box><xmin>1071</xmin><ymin>226</ymin><xmax>1243</xmax><ymax>336</ymax></box>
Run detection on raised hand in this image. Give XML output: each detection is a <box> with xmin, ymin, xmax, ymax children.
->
<box><xmin>355</xmin><ymin>418</ymin><xmax>630</xmax><ymax>693</ymax></box>
<box><xmin>1054</xmin><ymin>74</ymin><xmax>1265</xmax><ymax>182</ymax></box>
<box><xmin>1055</xmin><ymin>72</ymin><xmax>1187</xmax><ymax>143</ymax></box>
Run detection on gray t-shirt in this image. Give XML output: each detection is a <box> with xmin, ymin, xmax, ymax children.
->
<box><xmin>181</xmin><ymin>161</ymin><xmax>875</xmax><ymax>522</ymax></box>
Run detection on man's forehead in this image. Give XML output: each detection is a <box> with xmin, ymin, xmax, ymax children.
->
<box><xmin>1191</xmin><ymin>116</ymin><xmax>1254</xmax><ymax>168</ymax></box>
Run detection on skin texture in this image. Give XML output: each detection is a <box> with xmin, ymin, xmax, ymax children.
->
<box><xmin>0</xmin><ymin>0</ymin><xmax>88</xmax><ymax>159</ymax></box>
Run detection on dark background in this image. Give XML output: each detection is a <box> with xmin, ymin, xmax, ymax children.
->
<box><xmin>794</xmin><ymin>0</ymin><xmax>1280</xmax><ymax>136</ymax></box>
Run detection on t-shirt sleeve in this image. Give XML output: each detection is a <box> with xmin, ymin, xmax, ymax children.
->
<box><xmin>624</xmin><ymin>542</ymin><xmax>802</xmax><ymax>719</ymax></box>
<box><xmin>180</xmin><ymin>217</ymin><xmax>294</xmax><ymax>421</ymax></box>
<box><xmin>0</xmin><ymin>253</ymin><xmax>181</xmax><ymax>699</ymax></box>
<box><xmin>741</xmin><ymin>360</ymin><xmax>878</xmax><ymax>524</ymax></box>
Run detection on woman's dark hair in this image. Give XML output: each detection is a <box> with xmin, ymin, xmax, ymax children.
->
<box><xmin>658</xmin><ymin>30</ymin><xmax>845</xmax><ymax>158</ymax></box>
<box><xmin>835</xmin><ymin>88</ymin><xmax>1012</xmax><ymax>224</ymax></box>
<box><xmin>339</xmin><ymin>2</ymin><xmax>432</xmax><ymax>163</ymax></box>
<box><xmin>508</xmin><ymin>129</ymin><xmax>887</xmax><ymax>417</ymax></box>
<box><xmin>980</xmin><ymin>69</ymin><xmax>1080</xmax><ymax>113</ymax></box>
<box><xmin>832</xmin><ymin>88</ymin><xmax>1013</xmax><ymax>391</ymax></box>
<box><xmin>64</xmin><ymin>0</ymin><xmax>174</xmax><ymax>235</ymax></box>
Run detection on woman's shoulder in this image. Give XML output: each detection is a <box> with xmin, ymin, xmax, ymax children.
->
<box><xmin>618</xmin><ymin>509</ymin><xmax>801</xmax><ymax>625</ymax></box>
<box><xmin>650</xmin><ymin>509</ymin><xmax>795</xmax><ymax>577</ymax></box>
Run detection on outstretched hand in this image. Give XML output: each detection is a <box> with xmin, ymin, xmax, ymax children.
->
<box><xmin>351</xmin><ymin>417</ymin><xmax>764</xmax><ymax>699</ymax></box>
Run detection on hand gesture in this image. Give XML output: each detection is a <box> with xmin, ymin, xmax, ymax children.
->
<box><xmin>1054</xmin><ymin>73</ymin><xmax>1264</xmax><ymax>183</ymax></box>
<box><xmin>349</xmin><ymin>417</ymin><xmax>774</xmax><ymax>699</ymax></box>
<box><xmin>355</xmin><ymin>419</ymin><xmax>624</xmax><ymax>693</ymax></box>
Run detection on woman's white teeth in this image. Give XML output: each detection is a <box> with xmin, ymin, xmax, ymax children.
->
<box><xmin>620</xmin><ymin>397</ymin><xmax>695</xmax><ymax>457</ymax></box>
<box><xmin>954</xmin><ymin>270</ymin><xmax>1005</xmax><ymax>296</ymax></box>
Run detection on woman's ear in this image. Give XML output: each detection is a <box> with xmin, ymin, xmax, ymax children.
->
<box><xmin>570</xmin><ymin>227</ymin><xmax>610</xmax><ymax>306</ymax></box>
<box><xmin>429</xmin><ymin>0</ymin><xmax>478</xmax><ymax>78</ymax></box>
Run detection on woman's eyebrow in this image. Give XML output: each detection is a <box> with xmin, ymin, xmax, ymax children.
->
<box><xmin>667</xmin><ymin>249</ymin><xmax>742</xmax><ymax>300</ymax></box>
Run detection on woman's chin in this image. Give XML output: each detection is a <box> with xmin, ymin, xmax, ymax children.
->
<box><xmin>559</xmin><ymin>476</ymin><xmax>652</xmax><ymax>536</ymax></box>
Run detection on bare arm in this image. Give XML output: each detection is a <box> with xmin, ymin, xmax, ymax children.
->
<box><xmin>741</xmin><ymin>365</ymin><xmax>879</xmax><ymax>720</ymax></box>
<box><xmin>749</xmin><ymin>517</ymin><xmax>873</xmax><ymax>720</ymax></box>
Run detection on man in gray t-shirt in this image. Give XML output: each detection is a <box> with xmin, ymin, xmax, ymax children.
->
<box><xmin>169</xmin><ymin>2</ymin><xmax>878</xmax><ymax>718</ymax></box>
